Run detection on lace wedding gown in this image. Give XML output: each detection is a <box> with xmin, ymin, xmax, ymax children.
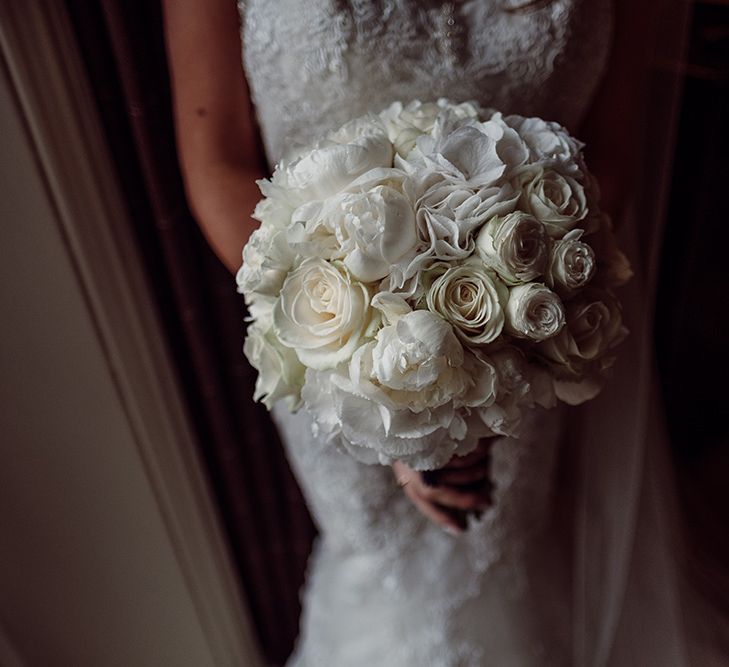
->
<box><xmin>239</xmin><ymin>2</ymin><xmax>612</xmax><ymax>664</ymax></box>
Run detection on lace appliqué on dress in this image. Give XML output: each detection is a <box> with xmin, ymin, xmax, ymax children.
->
<box><xmin>239</xmin><ymin>0</ymin><xmax>610</xmax><ymax>166</ymax></box>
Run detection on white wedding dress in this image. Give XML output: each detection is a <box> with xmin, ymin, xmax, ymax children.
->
<box><xmin>236</xmin><ymin>2</ymin><xmax>707</xmax><ymax>665</ymax></box>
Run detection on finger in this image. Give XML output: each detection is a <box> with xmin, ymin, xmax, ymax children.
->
<box><xmin>442</xmin><ymin>446</ymin><xmax>491</xmax><ymax>469</ymax></box>
<box><xmin>422</xmin><ymin>483</ymin><xmax>493</xmax><ymax>511</ymax></box>
<box><xmin>431</xmin><ymin>463</ymin><xmax>490</xmax><ymax>486</ymax></box>
<box><xmin>410</xmin><ymin>493</ymin><xmax>467</xmax><ymax>534</ymax></box>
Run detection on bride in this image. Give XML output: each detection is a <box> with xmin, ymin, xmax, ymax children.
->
<box><xmin>162</xmin><ymin>1</ymin><xmax>720</xmax><ymax>664</ymax></box>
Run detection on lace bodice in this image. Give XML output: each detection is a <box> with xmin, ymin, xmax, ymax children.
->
<box><xmin>237</xmin><ymin>2</ymin><xmax>612</xmax><ymax>664</ymax></box>
<box><xmin>239</xmin><ymin>0</ymin><xmax>611</xmax><ymax>165</ymax></box>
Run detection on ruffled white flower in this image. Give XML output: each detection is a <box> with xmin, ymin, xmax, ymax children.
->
<box><xmin>390</xmin><ymin>120</ymin><xmax>527</xmax><ymax>288</ymax></box>
<box><xmin>475</xmin><ymin>211</ymin><xmax>551</xmax><ymax>285</ymax></box>
<box><xmin>404</xmin><ymin>182</ymin><xmax>518</xmax><ymax>274</ymax></box>
<box><xmin>273</xmin><ymin>258</ymin><xmax>376</xmax><ymax>370</ymax></box>
<box><xmin>516</xmin><ymin>165</ymin><xmax>588</xmax><ymax>237</ymax></box>
<box><xmin>236</xmin><ymin>225</ymin><xmax>294</xmax><ymax>300</ymax></box>
<box><xmin>505</xmin><ymin>283</ymin><xmax>565</xmax><ymax>341</ymax></box>
<box><xmin>424</xmin><ymin>260</ymin><xmax>508</xmax><ymax>345</ymax></box>
<box><xmin>405</xmin><ymin>117</ymin><xmax>528</xmax><ymax>190</ymax></box>
<box><xmin>546</xmin><ymin>229</ymin><xmax>596</xmax><ymax>293</ymax></box>
<box><xmin>288</xmin><ymin>182</ymin><xmax>418</xmax><ymax>283</ymax></box>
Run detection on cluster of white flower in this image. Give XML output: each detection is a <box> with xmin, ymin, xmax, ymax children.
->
<box><xmin>237</xmin><ymin>100</ymin><xmax>632</xmax><ymax>470</ymax></box>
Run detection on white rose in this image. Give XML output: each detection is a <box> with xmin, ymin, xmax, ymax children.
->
<box><xmin>273</xmin><ymin>258</ymin><xmax>375</xmax><ymax>370</ymax></box>
<box><xmin>288</xmin><ymin>184</ymin><xmax>418</xmax><ymax>283</ymax></box>
<box><xmin>505</xmin><ymin>283</ymin><xmax>565</xmax><ymax>341</ymax></box>
<box><xmin>258</xmin><ymin>117</ymin><xmax>394</xmax><ymax>211</ymax></box>
<box><xmin>236</xmin><ymin>225</ymin><xmax>294</xmax><ymax>299</ymax></box>
<box><xmin>425</xmin><ymin>261</ymin><xmax>508</xmax><ymax>345</ymax></box>
<box><xmin>589</xmin><ymin>213</ymin><xmax>634</xmax><ymax>288</ymax></box>
<box><xmin>538</xmin><ymin>288</ymin><xmax>628</xmax><ymax>405</ymax></box>
<box><xmin>546</xmin><ymin>229</ymin><xmax>596</xmax><ymax>293</ymax></box>
<box><xmin>504</xmin><ymin>115</ymin><xmax>584</xmax><ymax>166</ymax></box>
<box><xmin>540</xmin><ymin>288</ymin><xmax>627</xmax><ymax>367</ymax></box>
<box><xmin>516</xmin><ymin>165</ymin><xmax>588</xmax><ymax>237</ymax></box>
<box><xmin>380</xmin><ymin>99</ymin><xmax>480</xmax><ymax>158</ymax></box>
<box><xmin>244</xmin><ymin>322</ymin><xmax>305</xmax><ymax>409</ymax></box>
<box><xmin>475</xmin><ymin>211</ymin><xmax>551</xmax><ymax>285</ymax></box>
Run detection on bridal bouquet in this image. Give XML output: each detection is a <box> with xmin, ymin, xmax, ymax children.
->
<box><xmin>237</xmin><ymin>100</ymin><xmax>632</xmax><ymax>470</ymax></box>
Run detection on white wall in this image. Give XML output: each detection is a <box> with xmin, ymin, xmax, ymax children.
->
<box><xmin>0</xmin><ymin>5</ymin><xmax>262</xmax><ymax>666</ymax></box>
<box><xmin>0</xmin><ymin>55</ymin><xmax>220</xmax><ymax>667</ymax></box>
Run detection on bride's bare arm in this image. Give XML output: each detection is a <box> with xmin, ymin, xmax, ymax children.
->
<box><xmin>162</xmin><ymin>0</ymin><xmax>264</xmax><ymax>273</ymax></box>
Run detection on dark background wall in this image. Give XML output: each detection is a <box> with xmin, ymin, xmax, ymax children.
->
<box><xmin>654</xmin><ymin>0</ymin><xmax>729</xmax><ymax>607</ymax></box>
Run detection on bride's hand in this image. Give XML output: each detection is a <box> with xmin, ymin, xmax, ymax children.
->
<box><xmin>391</xmin><ymin>438</ymin><xmax>495</xmax><ymax>535</ymax></box>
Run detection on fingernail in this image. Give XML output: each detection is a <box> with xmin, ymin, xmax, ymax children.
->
<box><xmin>444</xmin><ymin>525</ymin><xmax>462</xmax><ymax>536</ymax></box>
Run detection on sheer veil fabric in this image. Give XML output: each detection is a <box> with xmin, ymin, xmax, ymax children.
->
<box><xmin>576</xmin><ymin>3</ymin><xmax>727</xmax><ymax>664</ymax></box>
<box><xmin>237</xmin><ymin>1</ymin><xmax>721</xmax><ymax>664</ymax></box>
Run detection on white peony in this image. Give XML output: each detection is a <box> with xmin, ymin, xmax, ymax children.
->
<box><xmin>380</xmin><ymin>99</ymin><xmax>481</xmax><ymax>158</ymax></box>
<box><xmin>460</xmin><ymin>349</ymin><xmax>500</xmax><ymax>408</ymax></box>
<box><xmin>504</xmin><ymin>283</ymin><xmax>565</xmax><ymax>341</ymax></box>
<box><xmin>258</xmin><ymin>117</ymin><xmax>394</xmax><ymax>213</ymax></box>
<box><xmin>306</xmin><ymin>366</ymin><xmax>482</xmax><ymax>470</ymax></box>
<box><xmin>288</xmin><ymin>183</ymin><xmax>418</xmax><ymax>283</ymax></box>
<box><xmin>300</xmin><ymin>312</ymin><xmax>490</xmax><ymax>470</ymax></box>
<box><xmin>516</xmin><ymin>165</ymin><xmax>588</xmax><ymax>237</ymax></box>
<box><xmin>273</xmin><ymin>258</ymin><xmax>376</xmax><ymax>370</ymax></box>
<box><xmin>369</xmin><ymin>310</ymin><xmax>466</xmax><ymax>406</ymax></box>
<box><xmin>476</xmin><ymin>346</ymin><xmax>530</xmax><ymax>437</ymax></box>
<box><xmin>503</xmin><ymin>115</ymin><xmax>584</xmax><ymax>166</ymax></box>
<box><xmin>244</xmin><ymin>321</ymin><xmax>305</xmax><ymax>409</ymax></box>
<box><xmin>475</xmin><ymin>211</ymin><xmax>551</xmax><ymax>285</ymax></box>
<box><xmin>424</xmin><ymin>261</ymin><xmax>508</xmax><ymax>345</ymax></box>
<box><xmin>476</xmin><ymin>346</ymin><xmax>556</xmax><ymax>437</ymax></box>
<box><xmin>236</xmin><ymin>225</ymin><xmax>294</xmax><ymax>299</ymax></box>
<box><xmin>546</xmin><ymin>229</ymin><xmax>596</xmax><ymax>293</ymax></box>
